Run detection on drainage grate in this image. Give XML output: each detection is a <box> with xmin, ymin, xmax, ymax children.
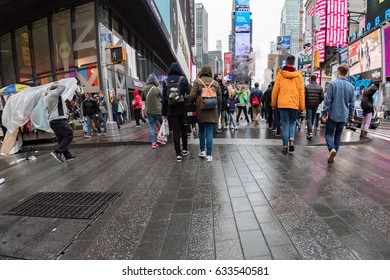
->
<box><xmin>5</xmin><ymin>192</ymin><xmax>121</xmax><ymax>219</ymax></box>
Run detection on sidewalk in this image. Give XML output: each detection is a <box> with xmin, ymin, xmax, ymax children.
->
<box><xmin>20</xmin><ymin>119</ymin><xmax>371</xmax><ymax>152</ymax></box>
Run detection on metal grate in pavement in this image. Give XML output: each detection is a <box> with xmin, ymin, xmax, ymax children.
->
<box><xmin>5</xmin><ymin>192</ymin><xmax>121</xmax><ymax>219</ymax></box>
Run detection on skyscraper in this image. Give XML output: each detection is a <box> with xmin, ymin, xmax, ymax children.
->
<box><xmin>280</xmin><ymin>0</ymin><xmax>301</xmax><ymax>55</ymax></box>
<box><xmin>195</xmin><ymin>3</ymin><xmax>208</xmax><ymax>68</ymax></box>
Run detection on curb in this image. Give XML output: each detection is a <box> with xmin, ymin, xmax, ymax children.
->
<box><xmin>304</xmin><ymin>137</ymin><xmax>372</xmax><ymax>147</ymax></box>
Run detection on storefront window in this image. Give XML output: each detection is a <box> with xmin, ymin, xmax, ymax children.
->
<box><xmin>0</xmin><ymin>33</ymin><xmax>16</xmax><ymax>85</ymax></box>
<box><xmin>100</xmin><ymin>3</ymin><xmax>110</xmax><ymax>29</ymax></box>
<box><xmin>15</xmin><ymin>26</ymin><xmax>33</xmax><ymax>82</ymax></box>
<box><xmin>74</xmin><ymin>3</ymin><xmax>97</xmax><ymax>66</ymax></box>
<box><xmin>52</xmin><ymin>9</ymin><xmax>74</xmax><ymax>73</ymax></box>
<box><xmin>32</xmin><ymin>18</ymin><xmax>51</xmax><ymax>76</ymax></box>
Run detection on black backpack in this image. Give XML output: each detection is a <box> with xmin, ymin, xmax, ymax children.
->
<box><xmin>165</xmin><ymin>76</ymin><xmax>184</xmax><ymax>105</ymax></box>
<box><xmin>361</xmin><ymin>96</ymin><xmax>373</xmax><ymax>113</ymax></box>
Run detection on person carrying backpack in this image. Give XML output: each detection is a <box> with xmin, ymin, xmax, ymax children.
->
<box><xmin>249</xmin><ymin>83</ymin><xmax>263</xmax><ymax>126</ymax></box>
<box><xmin>360</xmin><ymin>85</ymin><xmax>377</xmax><ymax>139</ymax></box>
<box><xmin>187</xmin><ymin>65</ymin><xmax>222</xmax><ymax>162</ymax></box>
<box><xmin>162</xmin><ymin>62</ymin><xmax>191</xmax><ymax>162</ymax></box>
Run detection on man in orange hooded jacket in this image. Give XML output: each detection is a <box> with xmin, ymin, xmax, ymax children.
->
<box><xmin>132</xmin><ymin>89</ymin><xmax>146</xmax><ymax>127</ymax></box>
<box><xmin>271</xmin><ymin>55</ymin><xmax>305</xmax><ymax>154</ymax></box>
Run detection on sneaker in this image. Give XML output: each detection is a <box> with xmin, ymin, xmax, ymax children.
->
<box><xmin>176</xmin><ymin>155</ymin><xmax>182</xmax><ymax>162</ymax></box>
<box><xmin>152</xmin><ymin>143</ymin><xmax>158</xmax><ymax>149</ymax></box>
<box><xmin>206</xmin><ymin>155</ymin><xmax>213</xmax><ymax>162</ymax></box>
<box><xmin>234</xmin><ymin>126</ymin><xmax>238</xmax><ymax>130</ymax></box>
<box><xmin>50</xmin><ymin>152</ymin><xmax>64</xmax><ymax>162</ymax></box>
<box><xmin>328</xmin><ymin>148</ymin><xmax>337</xmax><ymax>164</ymax></box>
<box><xmin>65</xmin><ymin>155</ymin><xmax>77</xmax><ymax>161</ymax></box>
<box><xmin>135</xmin><ymin>125</ymin><xmax>140</xmax><ymax>128</ymax></box>
<box><xmin>157</xmin><ymin>139</ymin><xmax>166</xmax><ymax>145</ymax></box>
<box><xmin>182</xmin><ymin>150</ymin><xmax>190</xmax><ymax>156</ymax></box>
<box><xmin>199</xmin><ymin>151</ymin><xmax>206</xmax><ymax>158</ymax></box>
<box><xmin>316</xmin><ymin>127</ymin><xmax>320</xmax><ymax>131</ymax></box>
<box><xmin>0</xmin><ymin>178</ymin><xmax>4</xmax><ymax>185</ymax></box>
<box><xmin>84</xmin><ymin>135</ymin><xmax>91</xmax><ymax>138</ymax></box>
<box><xmin>306</xmin><ymin>134</ymin><xmax>313</xmax><ymax>139</ymax></box>
<box><xmin>275</xmin><ymin>133</ymin><xmax>281</xmax><ymax>137</ymax></box>
<box><xmin>97</xmin><ymin>133</ymin><xmax>102</xmax><ymax>136</ymax></box>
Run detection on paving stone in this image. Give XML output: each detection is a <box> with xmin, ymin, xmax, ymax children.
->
<box><xmin>216</xmin><ymin>239</ymin><xmax>243</xmax><ymax>260</ymax></box>
<box><xmin>214</xmin><ymin>217</ymin><xmax>239</xmax><ymax>241</ymax></box>
<box><xmin>235</xmin><ymin>211</ymin><xmax>259</xmax><ymax>231</ymax></box>
<box><xmin>226</xmin><ymin>177</ymin><xmax>242</xmax><ymax>187</ymax></box>
<box><xmin>189</xmin><ymin>232</ymin><xmax>214</xmax><ymax>252</ymax></box>
<box><xmin>231</xmin><ymin>197</ymin><xmax>252</xmax><ymax>212</ymax></box>
<box><xmin>160</xmin><ymin>234</ymin><xmax>188</xmax><ymax>260</ymax></box>
<box><xmin>335</xmin><ymin>209</ymin><xmax>370</xmax><ymax>229</ymax></box>
<box><xmin>177</xmin><ymin>188</ymin><xmax>195</xmax><ymax>200</ymax></box>
<box><xmin>140</xmin><ymin>220</ymin><xmax>169</xmax><ymax>242</ymax></box>
<box><xmin>228</xmin><ymin>186</ymin><xmax>246</xmax><ymax>198</ymax></box>
<box><xmin>242</xmin><ymin>182</ymin><xmax>261</xmax><ymax>193</ymax></box>
<box><xmin>323</xmin><ymin>216</ymin><xmax>354</xmax><ymax>237</ymax></box>
<box><xmin>187</xmin><ymin>250</ymin><xmax>215</xmax><ymax>260</ymax></box>
<box><xmin>213</xmin><ymin>202</ymin><xmax>234</xmax><ymax>219</ymax></box>
<box><xmin>239</xmin><ymin>174</ymin><xmax>256</xmax><ymax>183</ymax></box>
<box><xmin>247</xmin><ymin>192</ymin><xmax>269</xmax><ymax>206</ymax></box>
<box><xmin>290</xmin><ymin>232</ymin><xmax>330</xmax><ymax>260</ymax></box>
<box><xmin>172</xmin><ymin>199</ymin><xmax>193</xmax><ymax>214</ymax></box>
<box><xmin>339</xmin><ymin>233</ymin><xmax>383</xmax><ymax>260</ymax></box>
<box><xmin>133</xmin><ymin>242</ymin><xmax>163</xmax><ymax>260</ymax></box>
<box><xmin>253</xmin><ymin>205</ymin><xmax>278</xmax><ymax>223</ymax></box>
<box><xmin>325</xmin><ymin>246</ymin><xmax>357</xmax><ymax>260</ymax></box>
<box><xmin>150</xmin><ymin>203</ymin><xmax>174</xmax><ymax>221</ymax></box>
<box><xmin>310</xmin><ymin>203</ymin><xmax>336</xmax><ymax>217</ymax></box>
<box><xmin>239</xmin><ymin>230</ymin><xmax>270</xmax><ymax>259</ymax></box>
<box><xmin>270</xmin><ymin>244</ymin><xmax>301</xmax><ymax>260</ymax></box>
<box><xmin>260</xmin><ymin>222</ymin><xmax>291</xmax><ymax>246</ymax></box>
<box><xmin>166</xmin><ymin>214</ymin><xmax>191</xmax><ymax>235</ymax></box>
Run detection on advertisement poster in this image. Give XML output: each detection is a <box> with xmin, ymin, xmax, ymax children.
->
<box><xmin>236</xmin><ymin>0</ymin><xmax>250</xmax><ymax>7</ymax></box>
<box><xmin>276</xmin><ymin>36</ymin><xmax>291</xmax><ymax>50</ymax></box>
<box><xmin>349</xmin><ymin>29</ymin><xmax>382</xmax><ymax>80</ymax></box>
<box><xmin>339</xmin><ymin>48</ymin><xmax>349</xmax><ymax>65</ymax></box>
<box><xmin>224</xmin><ymin>52</ymin><xmax>233</xmax><ymax>77</ymax></box>
<box><xmin>384</xmin><ymin>26</ymin><xmax>390</xmax><ymax>77</ymax></box>
<box><xmin>235</xmin><ymin>12</ymin><xmax>251</xmax><ymax>33</ymax></box>
<box><xmin>366</xmin><ymin>0</ymin><xmax>390</xmax><ymax>30</ymax></box>
<box><xmin>235</xmin><ymin>33</ymin><xmax>250</xmax><ymax>56</ymax></box>
<box><xmin>326</xmin><ymin>0</ymin><xmax>348</xmax><ymax>47</ymax></box>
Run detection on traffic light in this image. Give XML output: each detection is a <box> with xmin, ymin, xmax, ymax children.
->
<box><xmin>110</xmin><ymin>46</ymin><xmax>126</xmax><ymax>63</ymax></box>
<box><xmin>314</xmin><ymin>50</ymin><xmax>320</xmax><ymax>68</ymax></box>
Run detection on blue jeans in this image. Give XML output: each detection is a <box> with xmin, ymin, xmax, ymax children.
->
<box><xmin>273</xmin><ymin>108</ymin><xmax>281</xmax><ymax>133</ymax></box>
<box><xmin>325</xmin><ymin>118</ymin><xmax>345</xmax><ymax>152</ymax></box>
<box><xmin>306</xmin><ymin>106</ymin><xmax>318</xmax><ymax>135</ymax></box>
<box><xmin>86</xmin><ymin>114</ymin><xmax>101</xmax><ymax>136</ymax></box>
<box><xmin>228</xmin><ymin>112</ymin><xmax>236</xmax><ymax>127</ymax></box>
<box><xmin>147</xmin><ymin>114</ymin><xmax>163</xmax><ymax>144</ymax></box>
<box><xmin>280</xmin><ymin>109</ymin><xmax>298</xmax><ymax>147</ymax></box>
<box><xmin>102</xmin><ymin>113</ymin><xmax>108</xmax><ymax>133</ymax></box>
<box><xmin>198</xmin><ymin>122</ymin><xmax>214</xmax><ymax>156</ymax></box>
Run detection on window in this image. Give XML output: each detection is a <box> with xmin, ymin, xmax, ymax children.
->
<box><xmin>15</xmin><ymin>26</ymin><xmax>33</xmax><ymax>82</ymax></box>
<box><xmin>52</xmin><ymin>9</ymin><xmax>74</xmax><ymax>73</ymax></box>
<box><xmin>32</xmin><ymin>18</ymin><xmax>51</xmax><ymax>75</ymax></box>
<box><xmin>0</xmin><ymin>33</ymin><xmax>16</xmax><ymax>84</ymax></box>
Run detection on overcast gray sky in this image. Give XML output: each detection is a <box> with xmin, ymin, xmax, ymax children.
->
<box><xmin>195</xmin><ymin>0</ymin><xmax>285</xmax><ymax>85</ymax></box>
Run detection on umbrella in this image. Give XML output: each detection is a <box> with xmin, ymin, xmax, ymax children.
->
<box><xmin>0</xmin><ymin>84</ymin><xmax>30</xmax><ymax>95</ymax></box>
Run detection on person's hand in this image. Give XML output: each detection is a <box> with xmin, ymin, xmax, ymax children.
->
<box><xmin>163</xmin><ymin>116</ymin><xmax>167</xmax><ymax>121</ymax></box>
<box><xmin>321</xmin><ymin>114</ymin><xmax>328</xmax><ymax>123</ymax></box>
<box><xmin>227</xmin><ymin>103</ymin><xmax>230</xmax><ymax>107</ymax></box>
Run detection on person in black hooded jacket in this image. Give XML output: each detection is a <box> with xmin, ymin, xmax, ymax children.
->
<box><xmin>162</xmin><ymin>62</ymin><xmax>191</xmax><ymax>162</ymax></box>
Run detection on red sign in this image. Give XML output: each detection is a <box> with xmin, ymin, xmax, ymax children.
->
<box><xmin>326</xmin><ymin>0</ymin><xmax>348</xmax><ymax>47</ymax></box>
<box><xmin>224</xmin><ymin>52</ymin><xmax>233</xmax><ymax>77</ymax></box>
<box><xmin>309</xmin><ymin>0</ymin><xmax>326</xmax><ymax>63</ymax></box>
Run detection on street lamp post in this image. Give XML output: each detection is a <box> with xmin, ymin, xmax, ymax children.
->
<box><xmin>311</xmin><ymin>1</ymin><xmax>317</xmax><ymax>75</ymax></box>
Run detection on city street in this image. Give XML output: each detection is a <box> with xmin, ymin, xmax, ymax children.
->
<box><xmin>0</xmin><ymin>124</ymin><xmax>389</xmax><ymax>260</ymax></box>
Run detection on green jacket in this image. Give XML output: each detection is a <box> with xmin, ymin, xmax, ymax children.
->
<box><xmin>237</xmin><ymin>90</ymin><xmax>248</xmax><ymax>107</ymax></box>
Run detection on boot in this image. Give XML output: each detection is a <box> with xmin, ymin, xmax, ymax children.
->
<box><xmin>362</xmin><ymin>131</ymin><xmax>370</xmax><ymax>139</ymax></box>
<box><xmin>360</xmin><ymin>131</ymin><xmax>364</xmax><ymax>138</ymax></box>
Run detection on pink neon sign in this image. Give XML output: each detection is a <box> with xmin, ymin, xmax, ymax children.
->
<box><xmin>326</xmin><ymin>0</ymin><xmax>348</xmax><ymax>47</ymax></box>
<box><xmin>309</xmin><ymin>0</ymin><xmax>326</xmax><ymax>62</ymax></box>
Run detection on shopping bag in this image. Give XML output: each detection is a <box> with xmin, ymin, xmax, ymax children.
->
<box><xmin>157</xmin><ymin>120</ymin><xmax>169</xmax><ymax>142</ymax></box>
<box><xmin>82</xmin><ymin>121</ymin><xmax>88</xmax><ymax>133</ymax></box>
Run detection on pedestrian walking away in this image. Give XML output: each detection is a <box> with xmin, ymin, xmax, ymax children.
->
<box><xmin>236</xmin><ymin>85</ymin><xmax>250</xmax><ymax>125</ymax></box>
<box><xmin>249</xmin><ymin>82</ymin><xmax>263</xmax><ymax>126</ymax></box>
<box><xmin>360</xmin><ymin>85</ymin><xmax>377</xmax><ymax>139</ymax></box>
<box><xmin>220</xmin><ymin>79</ymin><xmax>229</xmax><ymax>130</ymax></box>
<box><xmin>214</xmin><ymin>73</ymin><xmax>224</xmax><ymax>133</ymax></box>
<box><xmin>82</xmin><ymin>92</ymin><xmax>102</xmax><ymax>138</ymax></box>
<box><xmin>271</xmin><ymin>55</ymin><xmax>305</xmax><ymax>155</ymax></box>
<box><xmin>305</xmin><ymin>74</ymin><xmax>324</xmax><ymax>139</ymax></box>
<box><xmin>44</xmin><ymin>82</ymin><xmax>77</xmax><ymax>162</ymax></box>
<box><xmin>98</xmin><ymin>91</ymin><xmax>108</xmax><ymax>135</ymax></box>
<box><xmin>322</xmin><ymin>64</ymin><xmax>355</xmax><ymax>164</ymax></box>
<box><xmin>188</xmin><ymin>65</ymin><xmax>222</xmax><ymax>162</ymax></box>
<box><xmin>132</xmin><ymin>90</ymin><xmax>146</xmax><ymax>127</ymax></box>
<box><xmin>162</xmin><ymin>62</ymin><xmax>191</xmax><ymax>162</ymax></box>
<box><xmin>142</xmin><ymin>73</ymin><xmax>165</xmax><ymax>148</ymax></box>
<box><xmin>263</xmin><ymin>81</ymin><xmax>274</xmax><ymax>129</ymax></box>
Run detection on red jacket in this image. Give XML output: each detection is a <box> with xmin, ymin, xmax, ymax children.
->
<box><xmin>132</xmin><ymin>90</ymin><xmax>142</xmax><ymax>109</ymax></box>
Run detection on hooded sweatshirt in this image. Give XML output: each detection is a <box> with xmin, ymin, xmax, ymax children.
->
<box><xmin>162</xmin><ymin>62</ymin><xmax>191</xmax><ymax>116</ymax></box>
<box><xmin>44</xmin><ymin>82</ymin><xmax>68</xmax><ymax>122</ymax></box>
<box><xmin>132</xmin><ymin>90</ymin><xmax>142</xmax><ymax>109</ymax></box>
<box><xmin>142</xmin><ymin>73</ymin><xmax>162</xmax><ymax>115</ymax></box>
<box><xmin>271</xmin><ymin>67</ymin><xmax>305</xmax><ymax>111</ymax></box>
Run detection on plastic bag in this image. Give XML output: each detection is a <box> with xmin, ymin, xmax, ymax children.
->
<box><xmin>157</xmin><ymin>119</ymin><xmax>169</xmax><ymax>142</ymax></box>
<box><xmin>83</xmin><ymin>121</ymin><xmax>88</xmax><ymax>133</ymax></box>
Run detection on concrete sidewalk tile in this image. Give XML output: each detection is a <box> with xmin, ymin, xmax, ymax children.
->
<box><xmin>226</xmin><ymin>177</ymin><xmax>242</xmax><ymax>187</ymax></box>
<box><xmin>270</xmin><ymin>244</ymin><xmax>301</xmax><ymax>260</ymax></box>
<box><xmin>239</xmin><ymin>230</ymin><xmax>270</xmax><ymax>259</ymax></box>
<box><xmin>188</xmin><ymin>250</ymin><xmax>215</xmax><ymax>260</ymax></box>
<box><xmin>172</xmin><ymin>200</ymin><xmax>193</xmax><ymax>214</ymax></box>
<box><xmin>231</xmin><ymin>197</ymin><xmax>252</xmax><ymax>212</ymax></box>
<box><xmin>323</xmin><ymin>216</ymin><xmax>354</xmax><ymax>237</ymax></box>
<box><xmin>140</xmin><ymin>220</ymin><xmax>169</xmax><ymax>242</ymax></box>
<box><xmin>235</xmin><ymin>211</ymin><xmax>259</xmax><ymax>231</ymax></box>
<box><xmin>310</xmin><ymin>203</ymin><xmax>336</xmax><ymax>217</ymax></box>
<box><xmin>260</xmin><ymin>221</ymin><xmax>291</xmax><ymax>246</ymax></box>
<box><xmin>253</xmin><ymin>205</ymin><xmax>278</xmax><ymax>224</ymax></box>
<box><xmin>216</xmin><ymin>239</ymin><xmax>243</xmax><ymax>260</ymax></box>
<box><xmin>339</xmin><ymin>233</ymin><xmax>383</xmax><ymax>260</ymax></box>
<box><xmin>166</xmin><ymin>214</ymin><xmax>191</xmax><ymax>235</ymax></box>
<box><xmin>150</xmin><ymin>203</ymin><xmax>174</xmax><ymax>221</ymax></box>
<box><xmin>133</xmin><ymin>241</ymin><xmax>163</xmax><ymax>260</ymax></box>
<box><xmin>189</xmin><ymin>232</ymin><xmax>214</xmax><ymax>252</ymax></box>
<box><xmin>213</xmin><ymin>202</ymin><xmax>234</xmax><ymax>219</ymax></box>
<box><xmin>239</xmin><ymin>174</ymin><xmax>256</xmax><ymax>183</ymax></box>
<box><xmin>325</xmin><ymin>246</ymin><xmax>357</xmax><ymax>260</ymax></box>
<box><xmin>177</xmin><ymin>188</ymin><xmax>195</xmax><ymax>200</ymax></box>
<box><xmin>212</xmin><ymin>189</ymin><xmax>230</xmax><ymax>203</ymax></box>
<box><xmin>252</xmin><ymin>172</ymin><xmax>268</xmax><ymax>179</ymax></box>
<box><xmin>214</xmin><ymin>217</ymin><xmax>239</xmax><ymax>241</ymax></box>
<box><xmin>242</xmin><ymin>182</ymin><xmax>261</xmax><ymax>193</ymax></box>
<box><xmin>247</xmin><ymin>192</ymin><xmax>269</xmax><ymax>206</ymax></box>
<box><xmin>160</xmin><ymin>234</ymin><xmax>188</xmax><ymax>260</ymax></box>
<box><xmin>290</xmin><ymin>233</ymin><xmax>330</xmax><ymax>260</ymax></box>
<box><xmin>228</xmin><ymin>186</ymin><xmax>246</xmax><ymax>198</ymax></box>
<box><xmin>335</xmin><ymin>209</ymin><xmax>370</xmax><ymax>229</ymax></box>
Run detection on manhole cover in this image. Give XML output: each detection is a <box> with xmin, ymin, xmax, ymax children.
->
<box><xmin>5</xmin><ymin>192</ymin><xmax>121</xmax><ymax>219</ymax></box>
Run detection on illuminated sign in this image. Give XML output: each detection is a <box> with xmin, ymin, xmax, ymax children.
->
<box><xmin>366</xmin><ymin>0</ymin><xmax>390</xmax><ymax>31</ymax></box>
<box><xmin>339</xmin><ymin>48</ymin><xmax>349</xmax><ymax>64</ymax></box>
<box><xmin>276</xmin><ymin>36</ymin><xmax>291</xmax><ymax>50</ymax></box>
<box><xmin>326</xmin><ymin>0</ymin><xmax>348</xmax><ymax>47</ymax></box>
<box><xmin>224</xmin><ymin>52</ymin><xmax>233</xmax><ymax>77</ymax></box>
<box><xmin>235</xmin><ymin>11</ymin><xmax>251</xmax><ymax>32</ymax></box>
<box><xmin>236</xmin><ymin>0</ymin><xmax>250</xmax><ymax>7</ymax></box>
<box><xmin>309</xmin><ymin>0</ymin><xmax>326</xmax><ymax>63</ymax></box>
<box><xmin>384</xmin><ymin>25</ymin><xmax>390</xmax><ymax>77</ymax></box>
<box><xmin>235</xmin><ymin>33</ymin><xmax>250</xmax><ymax>56</ymax></box>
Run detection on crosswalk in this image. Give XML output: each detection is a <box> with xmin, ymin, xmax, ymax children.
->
<box><xmin>363</xmin><ymin>122</ymin><xmax>390</xmax><ymax>142</ymax></box>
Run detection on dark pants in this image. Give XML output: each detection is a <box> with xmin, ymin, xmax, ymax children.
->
<box><xmin>306</xmin><ymin>106</ymin><xmax>318</xmax><ymax>135</ymax></box>
<box><xmin>266</xmin><ymin>106</ymin><xmax>273</xmax><ymax>128</ymax></box>
<box><xmin>0</xmin><ymin>111</ymin><xmax>7</xmax><ymax>137</ymax></box>
<box><xmin>134</xmin><ymin>109</ymin><xmax>146</xmax><ymax>125</ymax></box>
<box><xmin>236</xmin><ymin>106</ymin><xmax>250</xmax><ymax>123</ymax></box>
<box><xmin>112</xmin><ymin>110</ymin><xmax>121</xmax><ymax>129</ymax></box>
<box><xmin>168</xmin><ymin>116</ymin><xmax>188</xmax><ymax>156</ymax></box>
<box><xmin>273</xmin><ymin>108</ymin><xmax>281</xmax><ymax>134</ymax></box>
<box><xmin>50</xmin><ymin>119</ymin><xmax>73</xmax><ymax>158</ymax></box>
<box><xmin>325</xmin><ymin>118</ymin><xmax>345</xmax><ymax>152</ymax></box>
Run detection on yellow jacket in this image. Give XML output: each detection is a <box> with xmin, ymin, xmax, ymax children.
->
<box><xmin>271</xmin><ymin>70</ymin><xmax>305</xmax><ymax>111</ymax></box>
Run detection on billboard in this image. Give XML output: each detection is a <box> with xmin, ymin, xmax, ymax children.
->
<box><xmin>309</xmin><ymin>0</ymin><xmax>326</xmax><ymax>62</ymax></box>
<box><xmin>235</xmin><ymin>12</ymin><xmax>251</xmax><ymax>33</ymax></box>
<box><xmin>366</xmin><ymin>0</ymin><xmax>390</xmax><ymax>31</ymax></box>
<box><xmin>276</xmin><ymin>36</ymin><xmax>291</xmax><ymax>50</ymax></box>
<box><xmin>326</xmin><ymin>0</ymin><xmax>348</xmax><ymax>47</ymax></box>
<box><xmin>224</xmin><ymin>52</ymin><xmax>233</xmax><ymax>77</ymax></box>
<box><xmin>348</xmin><ymin>29</ymin><xmax>382</xmax><ymax>81</ymax></box>
<box><xmin>235</xmin><ymin>33</ymin><xmax>250</xmax><ymax>56</ymax></box>
<box><xmin>384</xmin><ymin>25</ymin><xmax>390</xmax><ymax>77</ymax></box>
<box><xmin>236</xmin><ymin>0</ymin><xmax>250</xmax><ymax>7</ymax></box>
<box><xmin>339</xmin><ymin>48</ymin><xmax>349</xmax><ymax>64</ymax></box>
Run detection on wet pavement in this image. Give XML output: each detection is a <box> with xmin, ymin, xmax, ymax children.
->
<box><xmin>0</xmin><ymin>123</ymin><xmax>389</xmax><ymax>260</ymax></box>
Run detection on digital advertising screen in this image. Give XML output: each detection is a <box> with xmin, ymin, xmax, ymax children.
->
<box><xmin>309</xmin><ymin>0</ymin><xmax>326</xmax><ymax>62</ymax></box>
<box><xmin>236</xmin><ymin>0</ymin><xmax>250</xmax><ymax>7</ymax></box>
<box><xmin>339</xmin><ymin>48</ymin><xmax>349</xmax><ymax>65</ymax></box>
<box><xmin>224</xmin><ymin>52</ymin><xmax>233</xmax><ymax>77</ymax></box>
<box><xmin>235</xmin><ymin>33</ymin><xmax>251</xmax><ymax>56</ymax></box>
<box><xmin>235</xmin><ymin>11</ymin><xmax>251</xmax><ymax>33</ymax></box>
<box><xmin>384</xmin><ymin>25</ymin><xmax>390</xmax><ymax>77</ymax></box>
<box><xmin>366</xmin><ymin>0</ymin><xmax>390</xmax><ymax>30</ymax></box>
<box><xmin>326</xmin><ymin>0</ymin><xmax>348</xmax><ymax>47</ymax></box>
<box><xmin>276</xmin><ymin>36</ymin><xmax>291</xmax><ymax>50</ymax></box>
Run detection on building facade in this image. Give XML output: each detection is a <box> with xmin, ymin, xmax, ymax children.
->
<box><xmin>280</xmin><ymin>0</ymin><xmax>301</xmax><ymax>55</ymax></box>
<box><xmin>195</xmin><ymin>3</ymin><xmax>208</xmax><ymax>68</ymax></box>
